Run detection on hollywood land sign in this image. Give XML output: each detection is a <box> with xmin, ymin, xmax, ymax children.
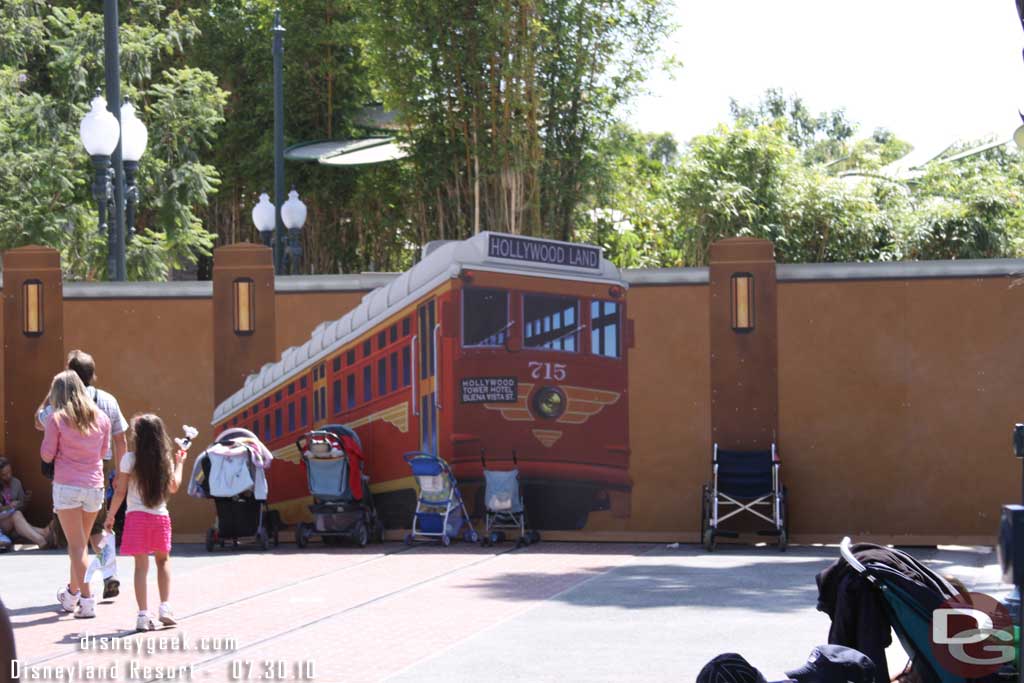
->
<box><xmin>488</xmin><ymin>234</ymin><xmax>601</xmax><ymax>270</ymax></box>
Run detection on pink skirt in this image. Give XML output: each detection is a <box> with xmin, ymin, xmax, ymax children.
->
<box><xmin>120</xmin><ymin>511</ymin><xmax>172</xmax><ymax>555</ymax></box>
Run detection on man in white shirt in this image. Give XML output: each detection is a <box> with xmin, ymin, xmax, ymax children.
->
<box><xmin>36</xmin><ymin>350</ymin><xmax>129</xmax><ymax>599</ymax></box>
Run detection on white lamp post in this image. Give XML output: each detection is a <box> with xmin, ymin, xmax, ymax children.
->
<box><xmin>252</xmin><ymin>193</ymin><xmax>277</xmax><ymax>247</ymax></box>
<box><xmin>281</xmin><ymin>189</ymin><xmax>307</xmax><ymax>274</ymax></box>
<box><xmin>119</xmin><ymin>99</ymin><xmax>147</xmax><ymax>238</ymax></box>
<box><xmin>79</xmin><ymin>93</ymin><xmax>121</xmax><ymax>241</ymax></box>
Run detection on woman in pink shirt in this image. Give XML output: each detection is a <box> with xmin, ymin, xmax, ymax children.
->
<box><xmin>40</xmin><ymin>370</ymin><xmax>111</xmax><ymax>619</ymax></box>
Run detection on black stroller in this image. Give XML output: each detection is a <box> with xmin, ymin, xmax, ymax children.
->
<box><xmin>294</xmin><ymin>424</ymin><xmax>382</xmax><ymax>548</ymax></box>
<box><xmin>188</xmin><ymin>428</ymin><xmax>277</xmax><ymax>551</ymax></box>
<box><xmin>832</xmin><ymin>537</ymin><xmax>1016</xmax><ymax>683</ymax></box>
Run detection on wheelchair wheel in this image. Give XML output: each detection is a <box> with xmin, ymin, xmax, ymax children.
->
<box><xmin>777</xmin><ymin>486</ymin><xmax>789</xmax><ymax>552</ymax></box>
<box><xmin>700</xmin><ymin>485</ymin><xmax>715</xmax><ymax>551</ymax></box>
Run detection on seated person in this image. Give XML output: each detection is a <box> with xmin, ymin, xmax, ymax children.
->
<box><xmin>0</xmin><ymin>457</ymin><xmax>53</xmax><ymax>548</ymax></box>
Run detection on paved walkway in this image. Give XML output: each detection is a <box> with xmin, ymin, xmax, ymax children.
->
<box><xmin>2</xmin><ymin>542</ymin><xmax>1003</xmax><ymax>682</ymax></box>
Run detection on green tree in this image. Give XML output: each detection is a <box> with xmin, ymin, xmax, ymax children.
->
<box><xmin>0</xmin><ymin>0</ymin><xmax>226</xmax><ymax>280</ymax></box>
<box><xmin>358</xmin><ymin>0</ymin><xmax>672</xmax><ymax>246</ymax></box>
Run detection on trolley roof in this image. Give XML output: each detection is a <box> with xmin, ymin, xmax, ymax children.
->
<box><xmin>212</xmin><ymin>232</ymin><xmax>623</xmax><ymax>424</ymax></box>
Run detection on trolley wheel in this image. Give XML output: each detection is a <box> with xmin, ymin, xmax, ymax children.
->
<box><xmin>205</xmin><ymin>528</ymin><xmax>215</xmax><ymax>552</ymax></box>
<box><xmin>404</xmin><ymin>533</ymin><xmax>414</xmax><ymax>546</ymax></box>
<box><xmin>257</xmin><ymin>528</ymin><xmax>269</xmax><ymax>551</ymax></box>
<box><xmin>528</xmin><ymin>530</ymin><xmax>541</xmax><ymax>544</ymax></box>
<box><xmin>296</xmin><ymin>523</ymin><xmax>309</xmax><ymax>549</ymax></box>
<box><xmin>441</xmin><ymin>534</ymin><xmax>451</xmax><ymax>547</ymax></box>
<box><xmin>354</xmin><ymin>521</ymin><xmax>369</xmax><ymax>548</ymax></box>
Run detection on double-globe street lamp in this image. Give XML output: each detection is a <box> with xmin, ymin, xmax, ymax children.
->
<box><xmin>251</xmin><ymin>189</ymin><xmax>306</xmax><ymax>273</ymax></box>
<box><xmin>79</xmin><ymin>92</ymin><xmax>147</xmax><ymax>272</ymax></box>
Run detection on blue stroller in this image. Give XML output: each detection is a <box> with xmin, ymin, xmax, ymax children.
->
<box><xmin>402</xmin><ymin>451</ymin><xmax>479</xmax><ymax>546</ymax></box>
<box><xmin>479</xmin><ymin>449</ymin><xmax>540</xmax><ymax>548</ymax></box>
<box><xmin>294</xmin><ymin>425</ymin><xmax>382</xmax><ymax>548</ymax></box>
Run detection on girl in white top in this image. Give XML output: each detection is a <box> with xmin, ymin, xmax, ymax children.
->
<box><xmin>105</xmin><ymin>414</ymin><xmax>186</xmax><ymax>632</ymax></box>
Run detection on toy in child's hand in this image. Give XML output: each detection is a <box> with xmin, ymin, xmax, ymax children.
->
<box><xmin>175</xmin><ymin>425</ymin><xmax>199</xmax><ymax>453</ymax></box>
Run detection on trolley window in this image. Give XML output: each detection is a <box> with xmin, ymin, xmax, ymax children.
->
<box><xmin>462</xmin><ymin>288</ymin><xmax>509</xmax><ymax>347</ymax></box>
<box><xmin>346</xmin><ymin>374</ymin><xmax>356</xmax><ymax>409</ymax></box>
<box><xmin>402</xmin><ymin>346</ymin><xmax>411</xmax><ymax>386</ymax></box>
<box><xmin>363</xmin><ymin>366</ymin><xmax>372</xmax><ymax>402</ymax></box>
<box><xmin>591</xmin><ymin>300</ymin><xmax>620</xmax><ymax>358</ymax></box>
<box><xmin>390</xmin><ymin>352</ymin><xmax>399</xmax><ymax>392</ymax></box>
<box><xmin>288</xmin><ymin>403</ymin><xmax>296</xmax><ymax>432</ymax></box>
<box><xmin>378</xmin><ymin>358</ymin><xmax>387</xmax><ymax>395</ymax></box>
<box><xmin>333</xmin><ymin>380</ymin><xmax>341</xmax><ymax>414</ymax></box>
<box><xmin>524</xmin><ymin>294</ymin><xmax>579</xmax><ymax>352</ymax></box>
<box><xmin>300</xmin><ymin>397</ymin><xmax>308</xmax><ymax>427</ymax></box>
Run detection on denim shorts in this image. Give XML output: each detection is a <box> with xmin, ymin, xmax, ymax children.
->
<box><xmin>52</xmin><ymin>484</ymin><xmax>104</xmax><ymax>513</ymax></box>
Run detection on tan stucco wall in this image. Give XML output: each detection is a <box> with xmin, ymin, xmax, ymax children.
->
<box><xmin>6</xmin><ymin>270</ymin><xmax>1020</xmax><ymax>544</ymax></box>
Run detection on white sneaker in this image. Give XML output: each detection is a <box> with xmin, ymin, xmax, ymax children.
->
<box><xmin>136</xmin><ymin>613</ymin><xmax>157</xmax><ymax>632</ymax></box>
<box><xmin>74</xmin><ymin>597</ymin><xmax>96</xmax><ymax>619</ymax></box>
<box><xmin>158</xmin><ymin>604</ymin><xmax>177</xmax><ymax>627</ymax></box>
<box><xmin>57</xmin><ymin>586</ymin><xmax>80</xmax><ymax>612</ymax></box>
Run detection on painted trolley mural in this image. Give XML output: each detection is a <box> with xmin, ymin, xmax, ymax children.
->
<box><xmin>211</xmin><ymin>232</ymin><xmax>633</xmax><ymax>531</ymax></box>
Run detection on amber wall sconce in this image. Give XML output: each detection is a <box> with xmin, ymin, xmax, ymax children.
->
<box><xmin>23</xmin><ymin>280</ymin><xmax>43</xmax><ymax>337</ymax></box>
<box><xmin>731</xmin><ymin>273</ymin><xmax>754</xmax><ymax>332</ymax></box>
<box><xmin>234</xmin><ymin>278</ymin><xmax>255</xmax><ymax>335</ymax></box>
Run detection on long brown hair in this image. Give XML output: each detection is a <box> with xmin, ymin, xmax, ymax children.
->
<box><xmin>130</xmin><ymin>414</ymin><xmax>173</xmax><ymax>509</ymax></box>
<box><xmin>47</xmin><ymin>370</ymin><xmax>99</xmax><ymax>434</ymax></box>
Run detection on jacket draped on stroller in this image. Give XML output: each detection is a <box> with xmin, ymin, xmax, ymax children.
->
<box><xmin>821</xmin><ymin>538</ymin><xmax>1014</xmax><ymax>683</ymax></box>
<box><xmin>189</xmin><ymin>428</ymin><xmax>276</xmax><ymax>550</ymax></box>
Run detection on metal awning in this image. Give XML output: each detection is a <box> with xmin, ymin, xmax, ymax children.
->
<box><xmin>284</xmin><ymin>137</ymin><xmax>409</xmax><ymax>166</ymax></box>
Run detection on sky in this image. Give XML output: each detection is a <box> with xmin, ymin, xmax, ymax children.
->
<box><xmin>628</xmin><ymin>0</ymin><xmax>1024</xmax><ymax>159</ymax></box>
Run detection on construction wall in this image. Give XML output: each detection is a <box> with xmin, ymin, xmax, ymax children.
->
<box><xmin>3</xmin><ymin>244</ymin><xmax>1022</xmax><ymax>544</ymax></box>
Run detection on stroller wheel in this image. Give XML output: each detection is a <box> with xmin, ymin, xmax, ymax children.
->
<box><xmin>480</xmin><ymin>536</ymin><xmax>491</xmax><ymax>548</ymax></box>
<box><xmin>515</xmin><ymin>536</ymin><xmax>528</xmax><ymax>549</ymax></box>
<box><xmin>354</xmin><ymin>521</ymin><xmax>369</xmax><ymax>548</ymax></box>
<box><xmin>489</xmin><ymin>531</ymin><xmax>504</xmax><ymax>546</ymax></box>
<box><xmin>529</xmin><ymin>531</ymin><xmax>541</xmax><ymax>544</ymax></box>
<box><xmin>403</xmin><ymin>533</ymin><xmax>414</xmax><ymax>546</ymax></box>
<box><xmin>205</xmin><ymin>528</ymin><xmax>215</xmax><ymax>552</ymax></box>
<box><xmin>703</xmin><ymin>528</ymin><xmax>716</xmax><ymax>552</ymax></box>
<box><xmin>464</xmin><ymin>529</ymin><xmax>479</xmax><ymax>544</ymax></box>
<box><xmin>441</xmin><ymin>534</ymin><xmax>451</xmax><ymax>547</ymax></box>
<box><xmin>296</xmin><ymin>523</ymin><xmax>309</xmax><ymax>548</ymax></box>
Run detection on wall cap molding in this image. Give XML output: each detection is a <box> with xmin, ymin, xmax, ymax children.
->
<box><xmin>0</xmin><ymin>257</ymin><xmax>1021</xmax><ymax>296</ymax></box>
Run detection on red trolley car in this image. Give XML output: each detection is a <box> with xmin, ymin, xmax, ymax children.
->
<box><xmin>212</xmin><ymin>232</ymin><xmax>632</xmax><ymax>530</ymax></box>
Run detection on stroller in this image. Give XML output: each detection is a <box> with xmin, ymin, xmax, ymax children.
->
<box><xmin>402</xmin><ymin>451</ymin><xmax>479</xmax><ymax>546</ymax></box>
<box><xmin>294</xmin><ymin>424</ymin><xmax>382</xmax><ymax>548</ymax></box>
<box><xmin>189</xmin><ymin>428</ymin><xmax>276</xmax><ymax>551</ymax></box>
<box><xmin>836</xmin><ymin>537</ymin><xmax>1016</xmax><ymax>683</ymax></box>
<box><xmin>479</xmin><ymin>449</ymin><xmax>540</xmax><ymax>548</ymax></box>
